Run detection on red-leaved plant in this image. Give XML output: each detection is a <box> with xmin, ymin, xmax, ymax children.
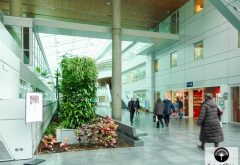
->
<box><xmin>60</xmin><ymin>137</ymin><xmax>69</xmax><ymax>151</ymax></box>
<box><xmin>41</xmin><ymin>134</ymin><xmax>56</xmax><ymax>150</ymax></box>
<box><xmin>75</xmin><ymin>116</ymin><xmax>118</xmax><ymax>147</ymax></box>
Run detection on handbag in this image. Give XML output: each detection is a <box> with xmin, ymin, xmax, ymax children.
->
<box><xmin>217</xmin><ymin>106</ymin><xmax>223</xmax><ymax>117</ymax></box>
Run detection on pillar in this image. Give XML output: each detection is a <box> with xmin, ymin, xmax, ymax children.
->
<box><xmin>146</xmin><ymin>56</ymin><xmax>155</xmax><ymax>112</ymax></box>
<box><xmin>112</xmin><ymin>0</ymin><xmax>122</xmax><ymax>121</ymax></box>
<box><xmin>10</xmin><ymin>0</ymin><xmax>22</xmax><ymax>17</ymax></box>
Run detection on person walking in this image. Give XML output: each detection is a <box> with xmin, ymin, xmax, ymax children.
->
<box><xmin>163</xmin><ymin>98</ymin><xmax>175</xmax><ymax>126</ymax></box>
<box><xmin>135</xmin><ymin>98</ymin><xmax>140</xmax><ymax>115</ymax></box>
<box><xmin>176</xmin><ymin>97</ymin><xmax>183</xmax><ymax>118</ymax></box>
<box><xmin>153</xmin><ymin>97</ymin><xmax>165</xmax><ymax>128</ymax></box>
<box><xmin>196</xmin><ymin>93</ymin><xmax>224</xmax><ymax>150</ymax></box>
<box><xmin>128</xmin><ymin>97</ymin><xmax>136</xmax><ymax>126</ymax></box>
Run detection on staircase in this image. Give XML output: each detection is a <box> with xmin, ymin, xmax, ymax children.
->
<box><xmin>209</xmin><ymin>0</ymin><xmax>240</xmax><ymax>31</ymax></box>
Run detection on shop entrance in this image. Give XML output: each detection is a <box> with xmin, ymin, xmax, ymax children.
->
<box><xmin>231</xmin><ymin>86</ymin><xmax>240</xmax><ymax>123</ymax></box>
<box><xmin>172</xmin><ymin>91</ymin><xmax>189</xmax><ymax>117</ymax></box>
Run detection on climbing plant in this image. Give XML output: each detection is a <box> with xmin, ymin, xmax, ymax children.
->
<box><xmin>60</xmin><ymin>56</ymin><xmax>98</xmax><ymax>128</ymax></box>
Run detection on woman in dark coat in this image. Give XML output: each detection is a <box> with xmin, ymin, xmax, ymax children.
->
<box><xmin>196</xmin><ymin>93</ymin><xmax>224</xmax><ymax>149</ymax></box>
<box><xmin>153</xmin><ymin>97</ymin><xmax>165</xmax><ymax>128</ymax></box>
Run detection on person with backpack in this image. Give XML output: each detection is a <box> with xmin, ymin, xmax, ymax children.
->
<box><xmin>163</xmin><ymin>98</ymin><xmax>175</xmax><ymax>126</ymax></box>
<box><xmin>153</xmin><ymin>97</ymin><xmax>165</xmax><ymax>128</ymax></box>
<box><xmin>128</xmin><ymin>97</ymin><xmax>136</xmax><ymax>126</ymax></box>
<box><xmin>196</xmin><ymin>93</ymin><xmax>224</xmax><ymax>150</ymax></box>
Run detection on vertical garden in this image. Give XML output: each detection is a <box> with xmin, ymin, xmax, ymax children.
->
<box><xmin>60</xmin><ymin>56</ymin><xmax>98</xmax><ymax>129</ymax></box>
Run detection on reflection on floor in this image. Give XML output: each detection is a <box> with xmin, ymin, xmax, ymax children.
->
<box><xmin>1</xmin><ymin>106</ymin><xmax>240</xmax><ymax>165</ymax></box>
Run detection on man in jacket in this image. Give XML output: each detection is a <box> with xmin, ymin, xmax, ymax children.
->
<box><xmin>128</xmin><ymin>97</ymin><xmax>136</xmax><ymax>126</ymax></box>
<box><xmin>163</xmin><ymin>98</ymin><xmax>175</xmax><ymax>126</ymax></box>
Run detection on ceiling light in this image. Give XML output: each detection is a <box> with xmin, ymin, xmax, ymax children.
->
<box><xmin>107</xmin><ymin>2</ymin><xmax>111</xmax><ymax>5</ymax></box>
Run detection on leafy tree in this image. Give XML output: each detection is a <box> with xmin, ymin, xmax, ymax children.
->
<box><xmin>60</xmin><ymin>56</ymin><xmax>98</xmax><ymax>128</ymax></box>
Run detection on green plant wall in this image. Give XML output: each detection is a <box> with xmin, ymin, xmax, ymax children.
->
<box><xmin>60</xmin><ymin>56</ymin><xmax>98</xmax><ymax>128</ymax></box>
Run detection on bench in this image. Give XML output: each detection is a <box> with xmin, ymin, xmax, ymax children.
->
<box><xmin>115</xmin><ymin>121</ymin><xmax>146</xmax><ymax>146</ymax></box>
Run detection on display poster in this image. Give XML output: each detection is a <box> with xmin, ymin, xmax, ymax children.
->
<box><xmin>25</xmin><ymin>92</ymin><xmax>43</xmax><ymax>123</ymax></box>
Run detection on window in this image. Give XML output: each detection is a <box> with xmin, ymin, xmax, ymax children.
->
<box><xmin>194</xmin><ymin>41</ymin><xmax>203</xmax><ymax>60</ymax></box>
<box><xmin>122</xmin><ymin>64</ymin><xmax>146</xmax><ymax>84</ymax></box>
<box><xmin>171</xmin><ymin>51</ymin><xmax>178</xmax><ymax>67</ymax></box>
<box><xmin>154</xmin><ymin>59</ymin><xmax>159</xmax><ymax>72</ymax></box>
<box><xmin>23</xmin><ymin>27</ymin><xmax>30</xmax><ymax>64</ymax></box>
<box><xmin>170</xmin><ymin>11</ymin><xmax>179</xmax><ymax>34</ymax></box>
<box><xmin>194</xmin><ymin>0</ymin><xmax>204</xmax><ymax>14</ymax></box>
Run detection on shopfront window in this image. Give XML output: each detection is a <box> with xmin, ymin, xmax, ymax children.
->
<box><xmin>194</xmin><ymin>41</ymin><xmax>203</xmax><ymax>60</ymax></box>
<box><xmin>194</xmin><ymin>0</ymin><xmax>204</xmax><ymax>14</ymax></box>
<box><xmin>171</xmin><ymin>51</ymin><xmax>178</xmax><ymax>68</ymax></box>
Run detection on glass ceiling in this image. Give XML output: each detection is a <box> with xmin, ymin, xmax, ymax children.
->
<box><xmin>39</xmin><ymin>33</ymin><xmax>153</xmax><ymax>75</ymax></box>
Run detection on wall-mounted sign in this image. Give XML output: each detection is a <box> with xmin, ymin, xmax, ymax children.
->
<box><xmin>25</xmin><ymin>93</ymin><xmax>43</xmax><ymax>123</ymax></box>
<box><xmin>186</xmin><ymin>82</ymin><xmax>193</xmax><ymax>87</ymax></box>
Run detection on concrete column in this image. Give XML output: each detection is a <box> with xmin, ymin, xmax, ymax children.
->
<box><xmin>146</xmin><ymin>55</ymin><xmax>155</xmax><ymax>112</ymax></box>
<box><xmin>112</xmin><ymin>0</ymin><xmax>122</xmax><ymax>120</ymax></box>
<box><xmin>10</xmin><ymin>0</ymin><xmax>22</xmax><ymax>17</ymax></box>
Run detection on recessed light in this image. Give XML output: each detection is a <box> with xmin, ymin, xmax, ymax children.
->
<box><xmin>107</xmin><ymin>2</ymin><xmax>111</xmax><ymax>5</ymax></box>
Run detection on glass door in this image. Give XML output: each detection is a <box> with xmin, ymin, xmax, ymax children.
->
<box><xmin>231</xmin><ymin>86</ymin><xmax>240</xmax><ymax>123</ymax></box>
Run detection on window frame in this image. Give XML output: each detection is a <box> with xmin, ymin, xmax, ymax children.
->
<box><xmin>170</xmin><ymin>51</ymin><xmax>178</xmax><ymax>68</ymax></box>
<box><xmin>194</xmin><ymin>0</ymin><xmax>204</xmax><ymax>14</ymax></box>
<box><xmin>194</xmin><ymin>41</ymin><xmax>203</xmax><ymax>61</ymax></box>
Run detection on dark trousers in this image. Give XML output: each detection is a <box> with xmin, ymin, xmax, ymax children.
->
<box><xmin>157</xmin><ymin>115</ymin><xmax>164</xmax><ymax>128</ymax></box>
<box><xmin>130</xmin><ymin>111</ymin><xmax>135</xmax><ymax>124</ymax></box>
<box><xmin>164</xmin><ymin>114</ymin><xmax>170</xmax><ymax>126</ymax></box>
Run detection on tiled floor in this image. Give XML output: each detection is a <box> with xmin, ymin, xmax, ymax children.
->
<box><xmin>1</xmin><ymin>106</ymin><xmax>240</xmax><ymax>165</ymax></box>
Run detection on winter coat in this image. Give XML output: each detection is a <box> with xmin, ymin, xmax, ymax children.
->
<box><xmin>153</xmin><ymin>102</ymin><xmax>164</xmax><ymax>116</ymax></box>
<box><xmin>196</xmin><ymin>100</ymin><xmax>224</xmax><ymax>143</ymax></box>
<box><xmin>128</xmin><ymin>100</ymin><xmax>136</xmax><ymax>112</ymax></box>
<box><xmin>163</xmin><ymin>99</ymin><xmax>175</xmax><ymax>115</ymax></box>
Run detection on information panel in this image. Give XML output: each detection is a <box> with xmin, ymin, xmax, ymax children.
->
<box><xmin>25</xmin><ymin>92</ymin><xmax>43</xmax><ymax>123</ymax></box>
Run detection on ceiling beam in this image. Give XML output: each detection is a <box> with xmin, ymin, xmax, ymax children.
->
<box><xmin>31</xmin><ymin>18</ymin><xmax>179</xmax><ymax>43</ymax></box>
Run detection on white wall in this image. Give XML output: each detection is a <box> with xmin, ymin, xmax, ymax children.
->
<box><xmin>155</xmin><ymin>0</ymin><xmax>239</xmax><ymax>91</ymax></box>
<box><xmin>0</xmin><ymin>20</ymin><xmax>57</xmax><ymax>160</ymax></box>
<box><xmin>0</xmin><ymin>22</ymin><xmax>20</xmax><ymax>99</ymax></box>
<box><xmin>154</xmin><ymin>0</ymin><xmax>240</xmax><ymax>122</ymax></box>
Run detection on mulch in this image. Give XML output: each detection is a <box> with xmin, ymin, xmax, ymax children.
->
<box><xmin>36</xmin><ymin>135</ymin><xmax>130</xmax><ymax>155</ymax></box>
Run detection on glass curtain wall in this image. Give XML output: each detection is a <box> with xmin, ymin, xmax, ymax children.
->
<box><xmin>5</xmin><ymin>24</ymin><xmax>54</xmax><ymax>100</ymax></box>
<box><xmin>122</xmin><ymin>64</ymin><xmax>146</xmax><ymax>84</ymax></box>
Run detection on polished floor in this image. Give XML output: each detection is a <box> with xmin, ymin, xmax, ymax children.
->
<box><xmin>1</xmin><ymin>106</ymin><xmax>240</xmax><ymax>165</ymax></box>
